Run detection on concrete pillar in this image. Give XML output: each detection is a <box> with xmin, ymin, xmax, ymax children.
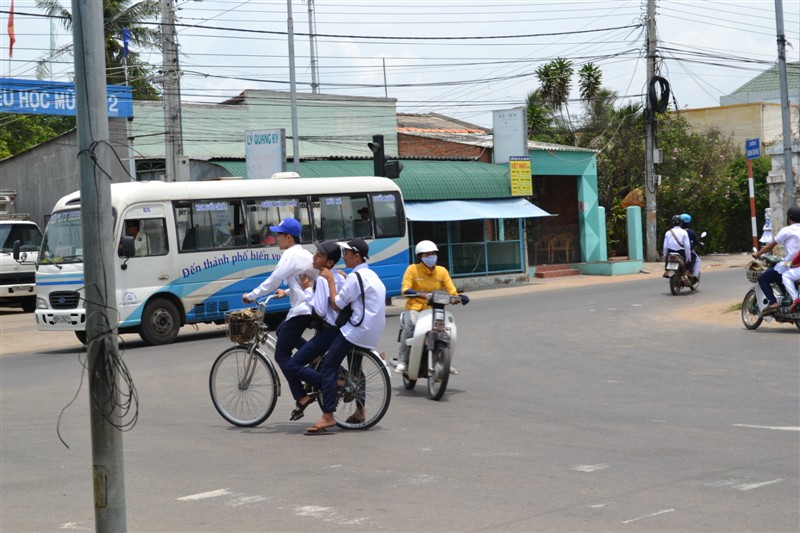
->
<box><xmin>596</xmin><ymin>206</ymin><xmax>608</xmax><ymax>261</ymax></box>
<box><xmin>626</xmin><ymin>206</ymin><xmax>644</xmax><ymax>261</ymax></box>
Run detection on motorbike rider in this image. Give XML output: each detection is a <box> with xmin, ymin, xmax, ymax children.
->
<box><xmin>394</xmin><ymin>240</ymin><xmax>466</xmax><ymax>373</ymax></box>
<box><xmin>680</xmin><ymin>213</ymin><xmax>702</xmax><ymax>280</ymax></box>
<box><xmin>782</xmin><ymin>250</ymin><xmax>800</xmax><ymax>313</ymax></box>
<box><xmin>662</xmin><ymin>215</ymin><xmax>692</xmax><ymax>278</ymax></box>
<box><xmin>752</xmin><ymin>205</ymin><xmax>800</xmax><ymax>315</ymax></box>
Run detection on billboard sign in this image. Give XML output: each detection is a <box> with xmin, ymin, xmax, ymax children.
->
<box><xmin>509</xmin><ymin>156</ymin><xmax>532</xmax><ymax>196</ymax></box>
<box><xmin>492</xmin><ymin>108</ymin><xmax>527</xmax><ymax>165</ymax></box>
<box><xmin>0</xmin><ymin>78</ymin><xmax>133</xmax><ymax>118</ymax></box>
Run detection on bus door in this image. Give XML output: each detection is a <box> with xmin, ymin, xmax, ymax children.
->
<box><xmin>117</xmin><ymin>204</ymin><xmax>172</xmax><ymax>324</ymax></box>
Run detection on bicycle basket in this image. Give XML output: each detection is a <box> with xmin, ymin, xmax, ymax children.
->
<box><xmin>744</xmin><ymin>261</ymin><xmax>764</xmax><ymax>283</ymax></box>
<box><xmin>225</xmin><ymin>308</ymin><xmax>263</xmax><ymax>344</ymax></box>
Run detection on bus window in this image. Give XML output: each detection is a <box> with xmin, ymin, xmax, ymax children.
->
<box><xmin>245</xmin><ymin>197</ymin><xmax>310</xmax><ymax>246</ymax></box>
<box><xmin>316</xmin><ymin>195</ymin><xmax>369</xmax><ymax>241</ymax></box>
<box><xmin>119</xmin><ymin>218</ymin><xmax>168</xmax><ymax>257</ymax></box>
<box><xmin>371</xmin><ymin>192</ymin><xmax>404</xmax><ymax>237</ymax></box>
<box><xmin>175</xmin><ymin>200</ymin><xmax>244</xmax><ymax>252</ymax></box>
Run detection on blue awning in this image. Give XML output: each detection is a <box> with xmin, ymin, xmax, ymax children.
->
<box><xmin>404</xmin><ymin>198</ymin><xmax>553</xmax><ymax>222</ymax></box>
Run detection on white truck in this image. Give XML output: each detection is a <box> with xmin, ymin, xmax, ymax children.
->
<box><xmin>1</xmin><ymin>191</ymin><xmax>42</xmax><ymax>312</ymax></box>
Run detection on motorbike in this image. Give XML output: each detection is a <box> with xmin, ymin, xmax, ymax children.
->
<box><xmin>664</xmin><ymin>231</ymin><xmax>706</xmax><ymax>295</ymax></box>
<box><xmin>395</xmin><ymin>289</ymin><xmax>466</xmax><ymax>401</ymax></box>
<box><xmin>742</xmin><ymin>257</ymin><xmax>800</xmax><ymax>331</ymax></box>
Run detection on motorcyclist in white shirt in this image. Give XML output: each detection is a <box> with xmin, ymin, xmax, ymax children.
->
<box><xmin>662</xmin><ymin>215</ymin><xmax>692</xmax><ymax>277</ymax></box>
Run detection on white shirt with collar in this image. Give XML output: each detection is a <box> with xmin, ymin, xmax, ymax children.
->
<box><xmin>334</xmin><ymin>263</ymin><xmax>386</xmax><ymax>350</ymax></box>
<box><xmin>246</xmin><ymin>244</ymin><xmax>316</xmax><ymax>319</ymax></box>
<box><xmin>662</xmin><ymin>226</ymin><xmax>691</xmax><ymax>259</ymax></box>
<box><xmin>774</xmin><ymin>222</ymin><xmax>800</xmax><ymax>274</ymax></box>
<box><xmin>304</xmin><ymin>271</ymin><xmax>345</xmax><ymax>327</ymax></box>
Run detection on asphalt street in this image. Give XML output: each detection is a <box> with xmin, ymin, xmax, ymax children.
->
<box><xmin>0</xmin><ymin>255</ymin><xmax>798</xmax><ymax>532</ymax></box>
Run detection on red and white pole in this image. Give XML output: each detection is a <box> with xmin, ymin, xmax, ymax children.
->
<box><xmin>748</xmin><ymin>159</ymin><xmax>758</xmax><ymax>250</ymax></box>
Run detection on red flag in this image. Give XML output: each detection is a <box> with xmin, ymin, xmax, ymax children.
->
<box><xmin>7</xmin><ymin>0</ymin><xmax>15</xmax><ymax>58</ymax></box>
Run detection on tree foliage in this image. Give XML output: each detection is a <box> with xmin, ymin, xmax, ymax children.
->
<box><xmin>35</xmin><ymin>0</ymin><xmax>161</xmax><ymax>99</ymax></box>
<box><xmin>0</xmin><ymin>115</ymin><xmax>76</xmax><ymax>159</ymax></box>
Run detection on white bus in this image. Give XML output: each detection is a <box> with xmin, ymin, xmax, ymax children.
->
<box><xmin>35</xmin><ymin>176</ymin><xmax>408</xmax><ymax>345</ymax></box>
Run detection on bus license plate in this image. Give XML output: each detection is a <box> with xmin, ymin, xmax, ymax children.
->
<box><xmin>52</xmin><ymin>314</ymin><xmax>72</xmax><ymax>324</ymax></box>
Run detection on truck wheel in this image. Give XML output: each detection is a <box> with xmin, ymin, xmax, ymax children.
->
<box><xmin>139</xmin><ymin>297</ymin><xmax>181</xmax><ymax>345</ymax></box>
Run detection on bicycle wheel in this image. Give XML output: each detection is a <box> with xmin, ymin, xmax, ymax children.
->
<box><xmin>209</xmin><ymin>345</ymin><xmax>279</xmax><ymax>427</ymax></box>
<box><xmin>334</xmin><ymin>349</ymin><xmax>391</xmax><ymax>430</ymax></box>
<box><xmin>741</xmin><ymin>290</ymin><xmax>763</xmax><ymax>330</ymax></box>
<box><xmin>427</xmin><ymin>342</ymin><xmax>451</xmax><ymax>401</ymax></box>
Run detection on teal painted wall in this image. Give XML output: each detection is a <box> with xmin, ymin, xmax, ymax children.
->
<box><xmin>530</xmin><ymin>149</ymin><xmax>602</xmax><ymax>262</ymax></box>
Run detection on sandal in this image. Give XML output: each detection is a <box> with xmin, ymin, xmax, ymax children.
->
<box><xmin>345</xmin><ymin>413</ymin><xmax>365</xmax><ymax>424</ymax></box>
<box><xmin>290</xmin><ymin>397</ymin><xmax>314</xmax><ymax>421</ymax></box>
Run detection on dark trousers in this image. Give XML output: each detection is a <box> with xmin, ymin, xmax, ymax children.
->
<box><xmin>320</xmin><ymin>333</ymin><xmax>357</xmax><ymax>414</ymax></box>
<box><xmin>274</xmin><ymin>314</ymin><xmax>311</xmax><ymax>401</ymax></box>
<box><xmin>286</xmin><ymin>325</ymin><xmax>340</xmax><ymax>392</ymax></box>
<box><xmin>758</xmin><ymin>268</ymin><xmax>784</xmax><ymax>305</ymax></box>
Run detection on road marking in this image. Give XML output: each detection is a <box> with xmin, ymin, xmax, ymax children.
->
<box><xmin>590</xmin><ymin>501</ymin><xmax>614</xmax><ymax>509</ymax></box>
<box><xmin>621</xmin><ymin>508</ymin><xmax>675</xmax><ymax>524</ymax></box>
<box><xmin>733</xmin><ymin>424</ymin><xmax>800</xmax><ymax>431</ymax></box>
<box><xmin>177</xmin><ymin>488</ymin><xmax>231</xmax><ymax>501</ymax></box>
<box><xmin>736</xmin><ymin>479</ymin><xmax>784</xmax><ymax>491</ymax></box>
<box><xmin>574</xmin><ymin>463</ymin><xmax>609</xmax><ymax>472</ymax></box>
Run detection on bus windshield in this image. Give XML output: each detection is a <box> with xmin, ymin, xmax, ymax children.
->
<box><xmin>40</xmin><ymin>209</ymin><xmax>84</xmax><ymax>264</ymax></box>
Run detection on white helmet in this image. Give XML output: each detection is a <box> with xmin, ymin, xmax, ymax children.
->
<box><xmin>414</xmin><ymin>240</ymin><xmax>439</xmax><ymax>255</ymax></box>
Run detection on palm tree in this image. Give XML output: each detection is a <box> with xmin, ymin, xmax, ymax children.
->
<box><xmin>35</xmin><ymin>0</ymin><xmax>161</xmax><ymax>99</ymax></box>
<box><xmin>535</xmin><ymin>58</ymin><xmax>574</xmax><ymax>142</ymax></box>
<box><xmin>578</xmin><ymin>62</ymin><xmax>602</xmax><ymax>103</ymax></box>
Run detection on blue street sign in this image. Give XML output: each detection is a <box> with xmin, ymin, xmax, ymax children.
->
<box><xmin>745</xmin><ymin>138</ymin><xmax>760</xmax><ymax>160</ymax></box>
<box><xmin>0</xmin><ymin>78</ymin><xmax>133</xmax><ymax>118</ymax></box>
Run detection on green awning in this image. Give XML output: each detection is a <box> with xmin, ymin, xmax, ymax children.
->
<box><xmin>209</xmin><ymin>159</ymin><xmax>513</xmax><ymax>201</ymax></box>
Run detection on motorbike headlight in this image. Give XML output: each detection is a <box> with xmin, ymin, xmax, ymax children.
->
<box><xmin>431</xmin><ymin>291</ymin><xmax>451</xmax><ymax>305</ymax></box>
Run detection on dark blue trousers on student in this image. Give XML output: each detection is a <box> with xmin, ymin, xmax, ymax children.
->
<box><xmin>287</xmin><ymin>325</ymin><xmax>339</xmax><ymax>391</ymax></box>
<box><xmin>758</xmin><ymin>268</ymin><xmax>784</xmax><ymax>305</ymax></box>
<box><xmin>274</xmin><ymin>314</ymin><xmax>311</xmax><ymax>401</ymax></box>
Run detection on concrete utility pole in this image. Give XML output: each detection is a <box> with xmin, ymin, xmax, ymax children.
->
<box><xmin>307</xmin><ymin>0</ymin><xmax>319</xmax><ymax>94</ymax></box>
<box><xmin>643</xmin><ymin>0</ymin><xmax>659</xmax><ymax>261</ymax></box>
<box><xmin>774</xmin><ymin>0</ymin><xmax>797</xmax><ymax>208</ymax></box>
<box><xmin>71</xmin><ymin>0</ymin><xmax>126</xmax><ymax>530</ymax></box>
<box><xmin>287</xmin><ymin>0</ymin><xmax>300</xmax><ymax>173</ymax></box>
<box><xmin>161</xmin><ymin>0</ymin><xmax>184</xmax><ymax>181</ymax></box>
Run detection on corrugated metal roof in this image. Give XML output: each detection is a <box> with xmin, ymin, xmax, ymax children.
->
<box><xmin>731</xmin><ymin>62</ymin><xmax>800</xmax><ymax>95</ymax></box>
<box><xmin>210</xmin><ymin>159</ymin><xmax>512</xmax><ymax>200</ymax></box>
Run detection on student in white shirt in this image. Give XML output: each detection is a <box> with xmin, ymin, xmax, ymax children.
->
<box><xmin>753</xmin><ymin>206</ymin><xmax>800</xmax><ymax>314</ymax></box>
<box><xmin>242</xmin><ymin>218</ymin><xmax>315</xmax><ymax>404</ymax></box>
<box><xmin>661</xmin><ymin>215</ymin><xmax>691</xmax><ymax>277</ymax></box>
<box><xmin>304</xmin><ymin>238</ymin><xmax>386</xmax><ymax>434</ymax></box>
<box><xmin>285</xmin><ymin>240</ymin><xmax>345</xmax><ymax>422</ymax></box>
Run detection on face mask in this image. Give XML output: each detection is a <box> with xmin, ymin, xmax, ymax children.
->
<box><xmin>422</xmin><ymin>255</ymin><xmax>437</xmax><ymax>268</ymax></box>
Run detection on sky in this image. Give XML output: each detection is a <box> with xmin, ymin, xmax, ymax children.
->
<box><xmin>1</xmin><ymin>0</ymin><xmax>799</xmax><ymax>129</ymax></box>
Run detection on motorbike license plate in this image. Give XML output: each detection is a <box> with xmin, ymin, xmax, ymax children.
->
<box><xmin>52</xmin><ymin>314</ymin><xmax>72</xmax><ymax>324</ymax></box>
<box><xmin>666</xmin><ymin>263</ymin><xmax>679</xmax><ymax>270</ymax></box>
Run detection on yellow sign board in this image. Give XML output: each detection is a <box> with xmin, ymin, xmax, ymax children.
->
<box><xmin>509</xmin><ymin>156</ymin><xmax>532</xmax><ymax>196</ymax></box>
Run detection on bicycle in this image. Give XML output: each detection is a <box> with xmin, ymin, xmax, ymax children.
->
<box><xmin>209</xmin><ymin>295</ymin><xmax>392</xmax><ymax>429</ymax></box>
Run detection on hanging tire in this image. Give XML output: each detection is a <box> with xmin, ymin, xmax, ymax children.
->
<box><xmin>139</xmin><ymin>297</ymin><xmax>181</xmax><ymax>345</ymax></box>
<box><xmin>427</xmin><ymin>342</ymin><xmax>451</xmax><ymax>401</ymax></box>
<box><xmin>741</xmin><ymin>290</ymin><xmax>763</xmax><ymax>330</ymax></box>
<box><xmin>669</xmin><ymin>274</ymin><xmax>682</xmax><ymax>295</ymax></box>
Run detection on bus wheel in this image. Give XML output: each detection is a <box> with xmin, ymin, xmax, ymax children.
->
<box><xmin>139</xmin><ymin>298</ymin><xmax>181</xmax><ymax>345</ymax></box>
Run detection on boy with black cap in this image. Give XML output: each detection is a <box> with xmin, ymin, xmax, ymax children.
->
<box><xmin>242</xmin><ymin>217</ymin><xmax>316</xmax><ymax>408</ymax></box>
<box><xmin>285</xmin><ymin>240</ymin><xmax>345</xmax><ymax>421</ymax></box>
<box><xmin>305</xmin><ymin>238</ymin><xmax>386</xmax><ymax>434</ymax></box>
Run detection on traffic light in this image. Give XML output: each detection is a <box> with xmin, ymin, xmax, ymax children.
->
<box><xmin>367</xmin><ymin>134</ymin><xmax>403</xmax><ymax>179</ymax></box>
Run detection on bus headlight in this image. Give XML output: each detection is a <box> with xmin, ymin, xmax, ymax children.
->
<box><xmin>36</xmin><ymin>297</ymin><xmax>49</xmax><ymax>310</ymax></box>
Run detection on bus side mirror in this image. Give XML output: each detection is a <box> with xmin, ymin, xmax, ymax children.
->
<box><xmin>120</xmin><ymin>236</ymin><xmax>136</xmax><ymax>258</ymax></box>
<box><xmin>12</xmin><ymin>240</ymin><xmax>20</xmax><ymax>261</ymax></box>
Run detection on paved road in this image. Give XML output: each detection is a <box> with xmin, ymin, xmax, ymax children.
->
<box><xmin>1</xmin><ymin>263</ymin><xmax>797</xmax><ymax>532</ymax></box>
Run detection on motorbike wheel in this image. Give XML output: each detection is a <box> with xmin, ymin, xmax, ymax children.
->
<box><xmin>402</xmin><ymin>374</ymin><xmax>417</xmax><ymax>390</ymax></box>
<box><xmin>427</xmin><ymin>342</ymin><xmax>451</xmax><ymax>401</ymax></box>
<box><xmin>669</xmin><ymin>274</ymin><xmax>682</xmax><ymax>295</ymax></box>
<box><xmin>741</xmin><ymin>290</ymin><xmax>763</xmax><ymax>330</ymax></box>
